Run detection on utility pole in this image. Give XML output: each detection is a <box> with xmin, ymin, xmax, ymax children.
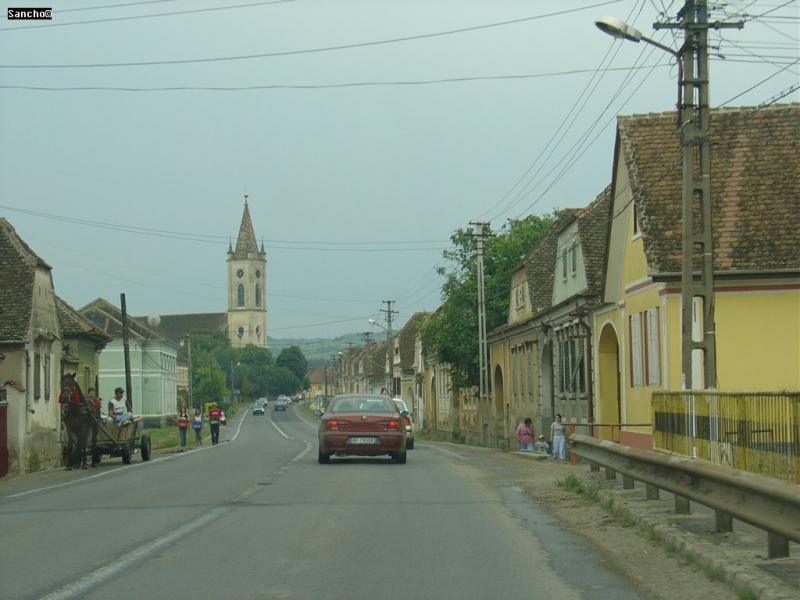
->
<box><xmin>470</xmin><ymin>222</ymin><xmax>491</xmax><ymax>446</ymax></box>
<box><xmin>186</xmin><ymin>334</ymin><xmax>193</xmax><ymax>411</ymax></box>
<box><xmin>380</xmin><ymin>300</ymin><xmax>398</xmax><ymax>395</ymax></box>
<box><xmin>361</xmin><ymin>331</ymin><xmax>374</xmax><ymax>346</ymax></box>
<box><xmin>119</xmin><ymin>293</ymin><xmax>133</xmax><ymax>414</ymax></box>
<box><xmin>654</xmin><ymin>0</ymin><xmax>741</xmax><ymax>390</ymax></box>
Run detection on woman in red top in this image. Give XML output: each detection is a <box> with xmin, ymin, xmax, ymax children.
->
<box><xmin>515</xmin><ymin>417</ymin><xmax>535</xmax><ymax>451</ymax></box>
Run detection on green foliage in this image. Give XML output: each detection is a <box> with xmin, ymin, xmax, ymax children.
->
<box><xmin>26</xmin><ymin>451</ymin><xmax>42</xmax><ymax>473</ymax></box>
<box><xmin>420</xmin><ymin>214</ymin><xmax>554</xmax><ymax>389</ymax></box>
<box><xmin>185</xmin><ymin>330</ymin><xmax>306</xmax><ymax>400</ymax></box>
<box><xmin>277</xmin><ymin>346</ymin><xmax>308</xmax><ymax>381</ymax></box>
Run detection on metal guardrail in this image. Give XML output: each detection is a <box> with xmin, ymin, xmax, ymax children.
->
<box><xmin>570</xmin><ymin>433</ymin><xmax>800</xmax><ymax>559</ymax></box>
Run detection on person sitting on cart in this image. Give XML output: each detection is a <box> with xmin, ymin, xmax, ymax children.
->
<box><xmin>108</xmin><ymin>387</ymin><xmax>133</xmax><ymax>425</ymax></box>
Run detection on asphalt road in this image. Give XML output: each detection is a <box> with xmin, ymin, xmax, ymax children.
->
<box><xmin>0</xmin><ymin>405</ymin><xmax>643</xmax><ymax>600</ymax></box>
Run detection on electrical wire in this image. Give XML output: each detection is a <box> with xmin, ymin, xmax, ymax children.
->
<box><xmin>0</xmin><ymin>1</ymin><xmax>625</xmax><ymax>68</ymax></box>
<box><xmin>0</xmin><ymin>64</ymin><xmax>672</xmax><ymax>93</ymax></box>
<box><xmin>0</xmin><ymin>203</ymin><xmax>447</xmax><ymax>250</ymax></box>
<box><xmin>0</xmin><ymin>0</ymin><xmax>294</xmax><ymax>32</ymax></box>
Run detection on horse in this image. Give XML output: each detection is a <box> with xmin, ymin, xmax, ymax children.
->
<box><xmin>58</xmin><ymin>373</ymin><xmax>97</xmax><ymax>470</ymax></box>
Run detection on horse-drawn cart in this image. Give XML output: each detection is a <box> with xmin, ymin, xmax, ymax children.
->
<box><xmin>91</xmin><ymin>418</ymin><xmax>152</xmax><ymax>465</ymax></box>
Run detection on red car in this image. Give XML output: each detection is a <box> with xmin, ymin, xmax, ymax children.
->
<box><xmin>316</xmin><ymin>394</ymin><xmax>408</xmax><ymax>464</ymax></box>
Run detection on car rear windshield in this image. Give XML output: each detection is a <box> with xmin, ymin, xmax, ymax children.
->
<box><xmin>331</xmin><ymin>397</ymin><xmax>396</xmax><ymax>413</ymax></box>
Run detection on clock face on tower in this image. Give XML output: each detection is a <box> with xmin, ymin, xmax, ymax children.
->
<box><xmin>236</xmin><ymin>269</ymin><xmax>244</xmax><ymax>278</ymax></box>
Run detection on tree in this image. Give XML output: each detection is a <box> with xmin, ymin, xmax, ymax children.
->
<box><xmin>419</xmin><ymin>214</ymin><xmax>554</xmax><ymax>390</ymax></box>
<box><xmin>192</xmin><ymin>362</ymin><xmax>228</xmax><ymax>405</ymax></box>
<box><xmin>276</xmin><ymin>346</ymin><xmax>308</xmax><ymax>381</ymax></box>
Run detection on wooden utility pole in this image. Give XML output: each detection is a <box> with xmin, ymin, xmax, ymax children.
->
<box><xmin>120</xmin><ymin>293</ymin><xmax>133</xmax><ymax>413</ymax></box>
<box><xmin>470</xmin><ymin>222</ymin><xmax>490</xmax><ymax>445</ymax></box>
<box><xmin>654</xmin><ymin>0</ymin><xmax>741</xmax><ymax>390</ymax></box>
<box><xmin>380</xmin><ymin>300</ymin><xmax>398</xmax><ymax>394</ymax></box>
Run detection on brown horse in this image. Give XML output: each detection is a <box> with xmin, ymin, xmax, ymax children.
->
<box><xmin>59</xmin><ymin>374</ymin><xmax>96</xmax><ymax>470</ymax></box>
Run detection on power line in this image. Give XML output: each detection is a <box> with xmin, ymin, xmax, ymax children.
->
<box><xmin>0</xmin><ymin>64</ymin><xmax>672</xmax><ymax>93</ymax></box>
<box><xmin>0</xmin><ymin>1</ymin><xmax>624</xmax><ymax>68</ymax></box>
<box><xmin>59</xmin><ymin>0</ymin><xmax>177</xmax><ymax>12</ymax></box>
<box><xmin>475</xmin><ymin>0</ymin><xmax>648</xmax><ymax>223</ymax></box>
<box><xmin>270</xmin><ymin>314</ymin><xmax>380</xmax><ymax>332</ymax></box>
<box><xmin>0</xmin><ymin>203</ymin><xmax>447</xmax><ymax>250</ymax></box>
<box><xmin>0</xmin><ymin>0</ymin><xmax>294</xmax><ymax>32</ymax></box>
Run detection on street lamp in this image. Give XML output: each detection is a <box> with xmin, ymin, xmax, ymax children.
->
<box><xmin>230</xmin><ymin>361</ymin><xmax>241</xmax><ymax>403</ymax></box>
<box><xmin>595</xmin><ymin>16</ymin><xmax>678</xmax><ymax>56</ymax></box>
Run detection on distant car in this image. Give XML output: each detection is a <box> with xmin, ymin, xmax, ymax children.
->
<box><xmin>317</xmin><ymin>394</ymin><xmax>408</xmax><ymax>464</ymax></box>
<box><xmin>393</xmin><ymin>398</ymin><xmax>415</xmax><ymax>450</ymax></box>
<box><xmin>252</xmin><ymin>403</ymin><xmax>265</xmax><ymax>416</ymax></box>
<box><xmin>274</xmin><ymin>398</ymin><xmax>289</xmax><ymax>412</ymax></box>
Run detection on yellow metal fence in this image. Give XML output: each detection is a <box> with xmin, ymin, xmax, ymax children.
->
<box><xmin>652</xmin><ymin>391</ymin><xmax>800</xmax><ymax>483</ymax></box>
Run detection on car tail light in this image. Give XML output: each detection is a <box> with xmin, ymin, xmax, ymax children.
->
<box><xmin>403</xmin><ymin>416</ymin><xmax>412</xmax><ymax>427</ymax></box>
<box><xmin>381</xmin><ymin>420</ymin><xmax>401</xmax><ymax>431</ymax></box>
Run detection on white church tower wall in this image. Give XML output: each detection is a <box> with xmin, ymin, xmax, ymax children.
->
<box><xmin>227</xmin><ymin>199</ymin><xmax>267</xmax><ymax>348</ymax></box>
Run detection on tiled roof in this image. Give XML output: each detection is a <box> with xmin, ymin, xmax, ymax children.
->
<box><xmin>56</xmin><ymin>296</ymin><xmax>112</xmax><ymax>341</ymax></box>
<box><xmin>397</xmin><ymin>312</ymin><xmax>427</xmax><ymax>369</ymax></box>
<box><xmin>231</xmin><ymin>202</ymin><xmax>263</xmax><ymax>259</ymax></box>
<box><xmin>524</xmin><ymin>210</ymin><xmax>581</xmax><ymax>316</ymax></box>
<box><xmin>136</xmin><ymin>312</ymin><xmax>227</xmax><ymax>344</ymax></box>
<box><xmin>79</xmin><ymin>298</ymin><xmax>172</xmax><ymax>344</ymax></box>
<box><xmin>618</xmin><ymin>103</ymin><xmax>800</xmax><ymax>274</ymax></box>
<box><xmin>576</xmin><ymin>185</ymin><xmax>612</xmax><ymax>298</ymax></box>
<box><xmin>0</xmin><ymin>218</ymin><xmax>50</xmax><ymax>342</ymax></box>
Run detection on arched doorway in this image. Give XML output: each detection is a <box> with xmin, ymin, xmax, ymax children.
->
<box><xmin>597</xmin><ymin>323</ymin><xmax>621</xmax><ymax>441</ymax></box>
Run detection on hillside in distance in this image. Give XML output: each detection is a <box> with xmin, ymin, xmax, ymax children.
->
<box><xmin>268</xmin><ymin>332</ymin><xmax>374</xmax><ymax>366</ymax></box>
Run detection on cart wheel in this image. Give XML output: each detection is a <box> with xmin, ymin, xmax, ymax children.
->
<box><xmin>121</xmin><ymin>445</ymin><xmax>131</xmax><ymax>465</ymax></box>
<box><xmin>140</xmin><ymin>434</ymin><xmax>151</xmax><ymax>462</ymax></box>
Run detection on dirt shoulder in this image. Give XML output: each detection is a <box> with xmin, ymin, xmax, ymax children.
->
<box><xmin>424</xmin><ymin>441</ymin><xmax>796</xmax><ymax>600</ymax></box>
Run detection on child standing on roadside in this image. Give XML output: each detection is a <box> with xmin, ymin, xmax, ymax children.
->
<box><xmin>192</xmin><ymin>408</ymin><xmax>202</xmax><ymax>447</ymax></box>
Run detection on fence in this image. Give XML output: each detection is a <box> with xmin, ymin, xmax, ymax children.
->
<box><xmin>652</xmin><ymin>391</ymin><xmax>800</xmax><ymax>484</ymax></box>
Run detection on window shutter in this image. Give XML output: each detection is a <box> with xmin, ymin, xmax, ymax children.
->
<box><xmin>631</xmin><ymin>314</ymin><xmax>643</xmax><ymax>387</ymax></box>
<box><xmin>647</xmin><ymin>307</ymin><xmax>660</xmax><ymax>386</ymax></box>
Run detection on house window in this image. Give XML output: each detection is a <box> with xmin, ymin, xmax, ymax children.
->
<box><xmin>237</xmin><ymin>284</ymin><xmax>245</xmax><ymax>307</ymax></box>
<box><xmin>255</xmin><ymin>284</ymin><xmax>261</xmax><ymax>307</ymax></box>
<box><xmin>526</xmin><ymin>342</ymin><xmax>535</xmax><ymax>400</ymax></box>
<box><xmin>511</xmin><ymin>348</ymin><xmax>517</xmax><ymax>399</ymax></box>
<box><xmin>632</xmin><ymin>202</ymin><xmax>640</xmax><ymax>238</ymax></box>
<box><xmin>571</xmin><ymin>244</ymin><xmax>578</xmax><ymax>275</ymax></box>
<box><xmin>629</xmin><ymin>313</ymin><xmax>644</xmax><ymax>387</ymax></box>
<box><xmin>557</xmin><ymin>337</ymin><xmax>585</xmax><ymax>394</ymax></box>
<box><xmin>562</xmin><ymin>249</ymin><xmax>568</xmax><ymax>280</ymax></box>
<box><xmin>33</xmin><ymin>352</ymin><xmax>41</xmax><ymax>400</ymax></box>
<box><xmin>84</xmin><ymin>366</ymin><xmax>91</xmax><ymax>390</ymax></box>
<box><xmin>44</xmin><ymin>354</ymin><xmax>50</xmax><ymax>401</ymax></box>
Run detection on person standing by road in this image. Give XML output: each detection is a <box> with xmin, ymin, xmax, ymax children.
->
<box><xmin>515</xmin><ymin>417</ymin><xmax>535</xmax><ymax>451</ymax></box>
<box><xmin>176</xmin><ymin>405</ymin><xmax>190</xmax><ymax>452</ymax></box>
<box><xmin>550</xmin><ymin>413</ymin><xmax>567</xmax><ymax>461</ymax></box>
<box><xmin>192</xmin><ymin>408</ymin><xmax>203</xmax><ymax>447</ymax></box>
<box><xmin>208</xmin><ymin>402</ymin><xmax>222</xmax><ymax>445</ymax></box>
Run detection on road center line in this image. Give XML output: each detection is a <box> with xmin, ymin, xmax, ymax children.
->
<box><xmin>38</xmin><ymin>506</ymin><xmax>227</xmax><ymax>600</ymax></box>
<box><xmin>268</xmin><ymin>410</ymin><xmax>294</xmax><ymax>440</ymax></box>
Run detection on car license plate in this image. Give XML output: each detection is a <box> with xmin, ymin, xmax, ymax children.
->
<box><xmin>347</xmin><ymin>436</ymin><xmax>379</xmax><ymax>445</ymax></box>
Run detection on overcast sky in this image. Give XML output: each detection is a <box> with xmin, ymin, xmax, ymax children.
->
<box><xmin>1</xmin><ymin>0</ymin><xmax>797</xmax><ymax>338</ymax></box>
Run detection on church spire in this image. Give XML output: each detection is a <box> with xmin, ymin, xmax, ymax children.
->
<box><xmin>233</xmin><ymin>194</ymin><xmax>259</xmax><ymax>258</ymax></box>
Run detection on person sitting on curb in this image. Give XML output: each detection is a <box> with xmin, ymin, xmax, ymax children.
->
<box><xmin>533</xmin><ymin>435</ymin><xmax>550</xmax><ymax>454</ymax></box>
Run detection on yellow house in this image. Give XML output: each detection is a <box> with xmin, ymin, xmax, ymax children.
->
<box><xmin>593</xmin><ymin>104</ymin><xmax>800</xmax><ymax>450</ymax></box>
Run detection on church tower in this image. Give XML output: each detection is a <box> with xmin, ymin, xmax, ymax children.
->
<box><xmin>227</xmin><ymin>198</ymin><xmax>267</xmax><ymax>348</ymax></box>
